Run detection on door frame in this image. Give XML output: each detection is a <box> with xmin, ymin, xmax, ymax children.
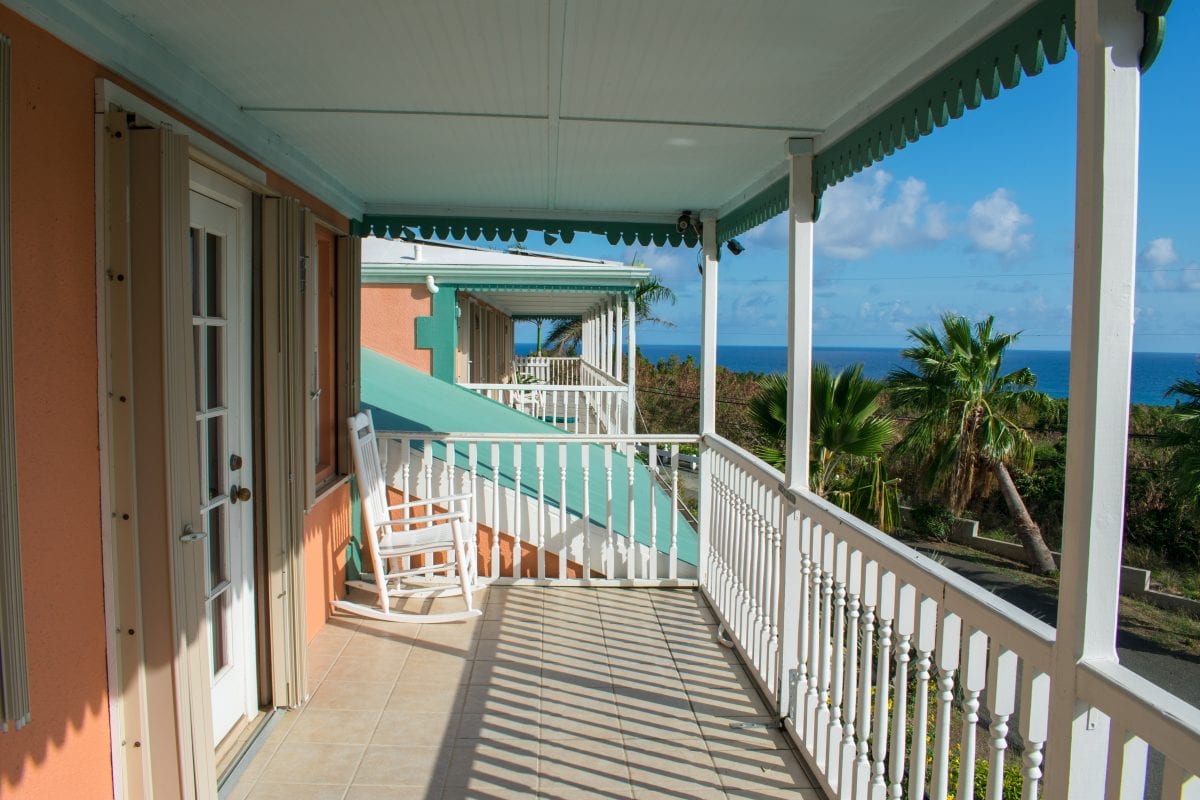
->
<box><xmin>95</xmin><ymin>82</ymin><xmax>310</xmax><ymax>800</ymax></box>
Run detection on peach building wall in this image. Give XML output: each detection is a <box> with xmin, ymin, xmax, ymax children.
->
<box><xmin>361</xmin><ymin>284</ymin><xmax>433</xmax><ymax>374</ymax></box>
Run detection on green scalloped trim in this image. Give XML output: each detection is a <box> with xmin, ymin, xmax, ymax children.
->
<box><xmin>812</xmin><ymin>0</ymin><xmax>1075</xmax><ymax>199</ymax></box>
<box><xmin>1138</xmin><ymin>0</ymin><xmax>1172</xmax><ymax>71</ymax></box>
<box><xmin>355</xmin><ymin>214</ymin><xmax>699</xmax><ymax>249</ymax></box>
<box><xmin>716</xmin><ymin>177</ymin><xmax>788</xmax><ymax>244</ymax></box>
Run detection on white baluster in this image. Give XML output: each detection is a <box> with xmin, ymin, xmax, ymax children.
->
<box><xmin>907</xmin><ymin>596</ymin><xmax>938</xmax><ymax>800</ymax></box>
<box><xmin>581</xmin><ymin>442</ymin><xmax>591</xmax><ymax>579</ymax></box>
<box><xmin>626</xmin><ymin>444</ymin><xmax>637</xmax><ymax>579</ymax></box>
<box><xmin>766</xmin><ymin>495</ymin><xmax>782</xmax><ymax>690</ymax></box>
<box><xmin>669</xmin><ymin>445</ymin><xmax>679</xmax><ymax>580</ymax></box>
<box><xmin>536</xmin><ymin>442</ymin><xmax>546</xmax><ymax>579</ymax></box>
<box><xmin>796</xmin><ymin>515</ymin><xmax>813</xmax><ymax>726</ymax></box>
<box><xmin>888</xmin><ymin>583</ymin><xmax>915</xmax><ymax>800</ymax></box>
<box><xmin>957</xmin><ymin>628</ymin><xmax>989</xmax><ymax>800</ymax></box>
<box><xmin>840</xmin><ymin>548</ymin><xmax>863</xmax><ymax>795</ymax></box>
<box><xmin>512</xmin><ymin>443</ymin><xmax>522</xmax><ymax>578</ymax></box>
<box><xmin>985</xmin><ymin>645</ymin><xmax>1018</xmax><ymax>800</ymax></box>
<box><xmin>1161</xmin><ymin>761</ymin><xmax>1200</xmax><ymax>800</ymax></box>
<box><xmin>827</xmin><ymin>540</ymin><xmax>849</xmax><ymax>788</ymax></box>
<box><xmin>648</xmin><ymin>443</ymin><xmax>658</xmax><ymax>580</ymax></box>
<box><xmin>817</xmin><ymin>529</ymin><xmax>836</xmax><ymax>765</ymax></box>
<box><xmin>604</xmin><ymin>444</ymin><xmax>614</xmax><ymax>579</ymax></box>
<box><xmin>853</xmin><ymin>559</ymin><xmax>879</xmax><ymax>800</ymax></box>
<box><xmin>804</xmin><ymin>524</ymin><xmax>825</xmax><ymax>749</ymax></box>
<box><xmin>489</xmin><ymin>442</ymin><xmax>500</xmax><ymax>579</ymax></box>
<box><xmin>872</xmin><ymin>571</ymin><xmax>897</xmax><ymax>800</ymax></box>
<box><xmin>558</xmin><ymin>443</ymin><xmax>568</xmax><ymax>580</ymax></box>
<box><xmin>1020</xmin><ymin>669</ymin><xmax>1050</xmax><ymax>800</ymax></box>
<box><xmin>929</xmin><ymin>611</ymin><xmax>962</xmax><ymax>800</ymax></box>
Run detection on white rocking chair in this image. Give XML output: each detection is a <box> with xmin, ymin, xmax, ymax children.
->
<box><xmin>332</xmin><ymin>410</ymin><xmax>481</xmax><ymax>623</ymax></box>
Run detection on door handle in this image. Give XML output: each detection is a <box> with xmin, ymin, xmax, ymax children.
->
<box><xmin>180</xmin><ymin>524</ymin><xmax>207</xmax><ymax>543</ymax></box>
<box><xmin>229</xmin><ymin>485</ymin><xmax>252</xmax><ymax>504</ymax></box>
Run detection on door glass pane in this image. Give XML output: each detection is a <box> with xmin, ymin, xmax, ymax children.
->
<box><xmin>191</xmin><ymin>227</ymin><xmax>202</xmax><ymax>316</ymax></box>
<box><xmin>206</xmin><ymin>232</ymin><xmax>222</xmax><ymax>318</ymax></box>
<box><xmin>207</xmin><ymin>506</ymin><xmax>226</xmax><ymax>588</ymax></box>
<box><xmin>209</xmin><ymin>593</ymin><xmax>229</xmax><ymax>675</ymax></box>
<box><xmin>206</xmin><ymin>327</ymin><xmax>222</xmax><ymax>409</ymax></box>
<box><xmin>207</xmin><ymin>416</ymin><xmax>223</xmax><ymax>500</ymax></box>
<box><xmin>193</xmin><ymin>326</ymin><xmax>204</xmax><ymax>410</ymax></box>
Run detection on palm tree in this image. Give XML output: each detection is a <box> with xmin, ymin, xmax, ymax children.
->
<box><xmin>887</xmin><ymin>314</ymin><xmax>1058</xmax><ymax>574</ymax></box>
<box><xmin>528</xmin><ymin>316</ymin><xmax>565</xmax><ymax>355</ymax></box>
<box><xmin>1162</xmin><ymin>371</ymin><xmax>1200</xmax><ymax>510</ymax></box>
<box><xmin>750</xmin><ymin>364</ymin><xmax>900</xmax><ymax>530</ymax></box>
<box><xmin>543</xmin><ymin>276</ymin><xmax>677</xmax><ymax>354</ymax></box>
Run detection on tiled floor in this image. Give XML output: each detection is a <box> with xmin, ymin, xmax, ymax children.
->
<box><xmin>228</xmin><ymin>587</ymin><xmax>822</xmax><ymax>800</ymax></box>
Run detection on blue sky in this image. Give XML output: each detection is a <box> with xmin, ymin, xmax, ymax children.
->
<box><xmin>505</xmin><ymin>6</ymin><xmax>1200</xmax><ymax>354</ymax></box>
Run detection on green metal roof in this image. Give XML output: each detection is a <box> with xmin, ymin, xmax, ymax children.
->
<box><xmin>361</xmin><ymin>348</ymin><xmax>698</xmax><ymax>566</ymax></box>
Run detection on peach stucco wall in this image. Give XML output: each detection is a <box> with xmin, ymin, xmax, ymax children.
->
<box><xmin>0</xmin><ymin>10</ymin><xmax>114</xmax><ymax>798</ymax></box>
<box><xmin>361</xmin><ymin>284</ymin><xmax>432</xmax><ymax>374</ymax></box>
<box><xmin>303</xmin><ymin>481</ymin><xmax>354</xmax><ymax>641</ymax></box>
<box><xmin>0</xmin><ymin>7</ymin><xmax>353</xmax><ymax>797</ymax></box>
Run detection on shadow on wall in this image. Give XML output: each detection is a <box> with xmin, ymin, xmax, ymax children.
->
<box><xmin>305</xmin><ymin>481</ymin><xmax>355</xmax><ymax>641</ymax></box>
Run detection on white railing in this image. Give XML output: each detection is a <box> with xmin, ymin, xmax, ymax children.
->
<box><xmin>512</xmin><ymin>355</ymin><xmax>581</xmax><ymax>385</ymax></box>
<box><xmin>462</xmin><ymin>383</ymin><xmax>629</xmax><ymax>435</ymax></box>
<box><xmin>580</xmin><ymin>359</ymin><xmax>626</xmax><ymax>387</ymax></box>
<box><xmin>377</xmin><ymin>432</ymin><xmax>699</xmax><ymax>585</ymax></box>
<box><xmin>700</xmin><ymin>432</ymin><xmax>1200</xmax><ymax>800</ymax></box>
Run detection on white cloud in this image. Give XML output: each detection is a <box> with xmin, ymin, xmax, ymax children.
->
<box><xmin>1147</xmin><ymin>263</ymin><xmax>1200</xmax><ymax>292</ymax></box>
<box><xmin>741</xmin><ymin>170</ymin><xmax>949</xmax><ymax>260</ymax></box>
<box><xmin>622</xmin><ymin>243</ymin><xmax>689</xmax><ymax>283</ymax></box>
<box><xmin>1142</xmin><ymin>237</ymin><xmax>1179</xmax><ymax>267</ymax></box>
<box><xmin>967</xmin><ymin>189</ymin><xmax>1033</xmax><ymax>257</ymax></box>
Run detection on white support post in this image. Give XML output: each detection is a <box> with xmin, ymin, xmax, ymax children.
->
<box><xmin>604</xmin><ymin>299</ymin><xmax>614</xmax><ymax>376</ymax></box>
<box><xmin>583</xmin><ymin>311</ymin><xmax>591</xmax><ymax>364</ymax></box>
<box><xmin>614</xmin><ymin>297</ymin><xmax>624</xmax><ymax>383</ymax></box>
<box><xmin>1045</xmin><ymin>2</ymin><xmax>1142</xmax><ymax>798</ymax></box>
<box><xmin>626</xmin><ymin>293</ymin><xmax>637</xmax><ymax>433</ymax></box>
<box><xmin>699</xmin><ymin>211</ymin><xmax>720</xmax><ymax>436</ymax></box>
<box><xmin>778</xmin><ymin>139</ymin><xmax>817</xmax><ymax>723</ymax></box>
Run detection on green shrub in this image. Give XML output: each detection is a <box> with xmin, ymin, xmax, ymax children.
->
<box><xmin>912</xmin><ymin>503</ymin><xmax>956</xmax><ymax>541</ymax></box>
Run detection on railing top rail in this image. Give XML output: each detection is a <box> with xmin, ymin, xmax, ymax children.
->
<box><xmin>1077</xmin><ymin>658</ymin><xmax>1200</xmax><ymax>770</ymax></box>
<box><xmin>703</xmin><ymin>431</ymin><xmax>1057</xmax><ymax>666</ymax></box>
<box><xmin>513</xmin><ymin>355</ymin><xmax>579</xmax><ymax>362</ymax></box>
<box><xmin>378</xmin><ymin>430</ymin><xmax>700</xmax><ymax>445</ymax></box>
<box><xmin>461</xmin><ymin>382</ymin><xmax>628</xmax><ymax>392</ymax></box>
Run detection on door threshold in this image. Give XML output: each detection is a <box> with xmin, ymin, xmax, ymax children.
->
<box><xmin>216</xmin><ymin>707</ymin><xmax>277</xmax><ymax>796</ymax></box>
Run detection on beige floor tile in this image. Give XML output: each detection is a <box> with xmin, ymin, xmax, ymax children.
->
<box><xmin>459</xmin><ymin>682</ymin><xmax>540</xmax><ymax>714</ymax></box>
<box><xmin>371</xmin><ymin>710</ymin><xmax>459</xmax><ymax>746</ymax></box>
<box><xmin>242</xmin><ymin>782</ymin><xmax>348</xmax><ymax>799</ymax></box>
<box><xmin>539</xmin><ymin>739</ymin><xmax>632</xmax><ymax>797</ymax></box>
<box><xmin>287</xmin><ymin>708</ymin><xmax>383</xmax><ymax>745</ymax></box>
<box><xmin>352</xmin><ymin>744</ymin><xmax>450</xmax><ymax>788</ymax></box>
<box><xmin>307</xmin><ymin>680</ymin><xmax>396</xmax><ymax>712</ymax></box>
<box><xmin>456</xmin><ymin>709</ymin><xmax>542</xmax><ymax>740</ymax></box>
<box><xmin>444</xmin><ymin>740</ymin><xmax>539</xmax><ymax>791</ymax></box>
<box><xmin>689</xmin><ymin>685</ymin><xmax>772</xmax><ymax>717</ymax></box>
<box><xmin>258</xmin><ymin>741</ymin><xmax>365</xmax><ymax>785</ymax></box>
<box><xmin>467</xmin><ymin>659</ymin><xmax>540</xmax><ymax>686</ymax></box>
<box><xmin>625</xmin><ymin>737</ymin><xmax>723</xmax><ymax>794</ymax></box>
<box><xmin>324</xmin><ymin>654</ymin><xmax>407</xmax><ymax>683</ymax></box>
<box><xmin>343</xmin><ymin>786</ymin><xmax>419</xmax><ymax>800</ymax></box>
<box><xmin>617</xmin><ymin>705</ymin><xmax>703</xmax><ymax>740</ymax></box>
<box><xmin>711</xmin><ymin>749</ymin><xmax>815</xmax><ymax>794</ymax></box>
<box><xmin>539</xmin><ymin>701</ymin><xmax>623</xmax><ymax>740</ymax></box>
<box><xmin>386</xmin><ymin>681</ymin><xmax>468</xmax><ymax>713</ymax></box>
<box><xmin>697</xmin><ymin>716</ymin><xmax>788</xmax><ymax>751</ymax></box>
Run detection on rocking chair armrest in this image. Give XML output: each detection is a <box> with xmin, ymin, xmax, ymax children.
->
<box><xmin>385</xmin><ymin>492</ymin><xmax>473</xmax><ymax>511</ymax></box>
<box><xmin>375</xmin><ymin>510</ymin><xmax>470</xmax><ymax>528</ymax></box>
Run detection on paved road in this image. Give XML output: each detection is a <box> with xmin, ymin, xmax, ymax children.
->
<box><xmin>916</xmin><ymin>547</ymin><xmax>1200</xmax><ymax>709</ymax></box>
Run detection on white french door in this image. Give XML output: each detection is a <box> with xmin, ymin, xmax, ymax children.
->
<box><xmin>189</xmin><ymin>167</ymin><xmax>256</xmax><ymax>745</ymax></box>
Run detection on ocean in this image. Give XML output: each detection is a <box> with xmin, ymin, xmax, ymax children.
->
<box><xmin>518</xmin><ymin>344</ymin><xmax>1199</xmax><ymax>406</ymax></box>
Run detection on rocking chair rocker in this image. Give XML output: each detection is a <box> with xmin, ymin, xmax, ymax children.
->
<box><xmin>332</xmin><ymin>410</ymin><xmax>481</xmax><ymax>623</ymax></box>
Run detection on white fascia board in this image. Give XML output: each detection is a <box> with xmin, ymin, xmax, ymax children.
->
<box><xmin>362</xmin><ymin>263</ymin><xmax>650</xmax><ymax>287</ymax></box>
<box><xmin>10</xmin><ymin>0</ymin><xmax>365</xmax><ymax>220</ymax></box>
<box><xmin>814</xmin><ymin>0</ymin><xmax>1041</xmax><ymax>154</ymax></box>
<box><xmin>717</xmin><ymin>161</ymin><xmax>789</xmax><ymax>220</ymax></box>
<box><xmin>364</xmin><ymin>203</ymin><xmax>684</xmax><ymax>226</ymax></box>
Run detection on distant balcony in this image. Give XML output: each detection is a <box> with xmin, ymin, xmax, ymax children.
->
<box><xmin>463</xmin><ymin>356</ymin><xmax>633</xmax><ymax>435</ymax></box>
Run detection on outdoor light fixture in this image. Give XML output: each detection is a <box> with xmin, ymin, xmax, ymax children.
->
<box><xmin>726</xmin><ymin>238</ymin><xmax>745</xmax><ymax>256</ymax></box>
<box><xmin>677</xmin><ymin>210</ymin><xmax>695</xmax><ymax>233</ymax></box>
<box><xmin>544</xmin><ymin>231</ymin><xmax>558</xmax><ymax>246</ymax></box>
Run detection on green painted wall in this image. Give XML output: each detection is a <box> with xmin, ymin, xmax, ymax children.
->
<box><xmin>414</xmin><ymin>285</ymin><xmax>459</xmax><ymax>383</ymax></box>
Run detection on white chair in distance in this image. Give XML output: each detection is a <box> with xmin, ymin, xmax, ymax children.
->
<box><xmin>332</xmin><ymin>410</ymin><xmax>481</xmax><ymax>623</ymax></box>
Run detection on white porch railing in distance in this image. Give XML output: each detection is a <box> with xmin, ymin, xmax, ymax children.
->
<box><xmin>462</xmin><ymin>383</ymin><xmax>629</xmax><ymax>435</ymax></box>
<box><xmin>512</xmin><ymin>355</ymin><xmax>580</xmax><ymax>385</ymax></box>
<box><xmin>701</xmin><ymin>434</ymin><xmax>1195</xmax><ymax>800</ymax></box>
<box><xmin>580</xmin><ymin>359</ymin><xmax>626</xmax><ymax>388</ymax></box>
<box><xmin>376</xmin><ymin>432</ymin><xmax>699</xmax><ymax>586</ymax></box>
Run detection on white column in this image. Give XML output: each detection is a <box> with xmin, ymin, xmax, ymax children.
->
<box><xmin>779</xmin><ymin>138</ymin><xmax>817</xmax><ymax>721</ymax></box>
<box><xmin>1045</xmin><ymin>2</ymin><xmax>1141</xmax><ymax>797</ymax></box>
<box><xmin>584</xmin><ymin>311</ymin><xmax>592</xmax><ymax>363</ymax></box>
<box><xmin>614</xmin><ymin>297</ymin><xmax>624</xmax><ymax>382</ymax></box>
<box><xmin>626</xmin><ymin>293</ymin><xmax>637</xmax><ymax>433</ymax></box>
<box><xmin>699</xmin><ymin>212</ymin><xmax>720</xmax><ymax>435</ymax></box>
<box><xmin>606</xmin><ymin>298</ymin><xmax>615</xmax><ymax>376</ymax></box>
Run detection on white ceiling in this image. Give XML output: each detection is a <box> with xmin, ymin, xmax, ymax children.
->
<box><xmin>93</xmin><ymin>0</ymin><xmax>1038</xmax><ymax>219</ymax></box>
